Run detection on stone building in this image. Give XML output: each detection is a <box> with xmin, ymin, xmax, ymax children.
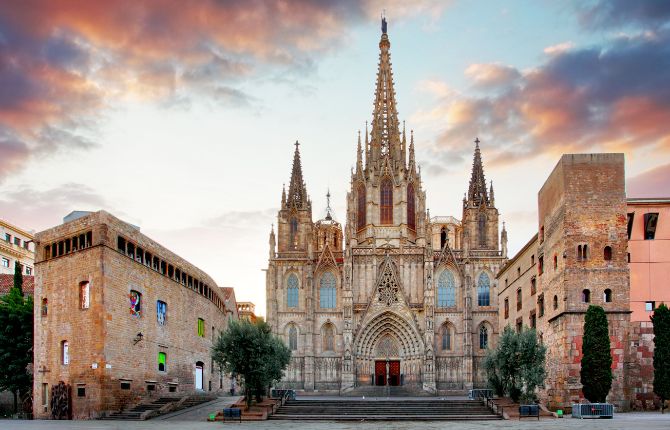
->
<box><xmin>33</xmin><ymin>210</ymin><xmax>238</xmax><ymax>419</ymax></box>
<box><xmin>266</xmin><ymin>19</ymin><xmax>507</xmax><ymax>394</ymax></box>
<box><xmin>498</xmin><ymin>154</ymin><xmax>631</xmax><ymax>410</ymax></box>
<box><xmin>1</xmin><ymin>218</ymin><xmax>35</xmax><ymax>276</ymax></box>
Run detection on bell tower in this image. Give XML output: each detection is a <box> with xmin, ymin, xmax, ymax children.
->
<box><xmin>462</xmin><ymin>138</ymin><xmax>500</xmax><ymax>252</ymax></box>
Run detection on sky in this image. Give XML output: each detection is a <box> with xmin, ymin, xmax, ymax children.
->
<box><xmin>1</xmin><ymin>1</ymin><xmax>669</xmax><ymax>315</ymax></box>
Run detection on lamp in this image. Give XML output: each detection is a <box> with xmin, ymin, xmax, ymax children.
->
<box><xmin>133</xmin><ymin>332</ymin><xmax>144</xmax><ymax>345</ymax></box>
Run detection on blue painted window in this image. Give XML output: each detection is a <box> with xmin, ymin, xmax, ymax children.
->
<box><xmin>287</xmin><ymin>274</ymin><xmax>299</xmax><ymax>308</ymax></box>
<box><xmin>320</xmin><ymin>272</ymin><xmax>337</xmax><ymax>308</ymax></box>
<box><xmin>437</xmin><ymin>271</ymin><xmax>456</xmax><ymax>307</ymax></box>
<box><xmin>157</xmin><ymin>300</ymin><xmax>167</xmax><ymax>325</ymax></box>
<box><xmin>477</xmin><ymin>273</ymin><xmax>490</xmax><ymax>306</ymax></box>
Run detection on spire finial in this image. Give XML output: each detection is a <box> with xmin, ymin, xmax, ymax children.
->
<box><xmin>381</xmin><ymin>12</ymin><xmax>387</xmax><ymax>34</ymax></box>
<box><xmin>475</xmin><ymin>137</ymin><xmax>480</xmax><ymax>147</ymax></box>
<box><xmin>325</xmin><ymin>188</ymin><xmax>333</xmax><ymax>221</ymax></box>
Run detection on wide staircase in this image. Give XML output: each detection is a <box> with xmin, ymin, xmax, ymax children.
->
<box><xmin>270</xmin><ymin>398</ymin><xmax>501</xmax><ymax>421</ymax></box>
<box><xmin>100</xmin><ymin>394</ymin><xmax>217</xmax><ymax>420</ymax></box>
<box><xmin>343</xmin><ymin>385</ymin><xmax>432</xmax><ymax>397</ymax></box>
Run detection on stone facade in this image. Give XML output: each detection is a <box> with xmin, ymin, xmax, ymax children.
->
<box><xmin>33</xmin><ymin>211</ymin><xmax>237</xmax><ymax>419</ymax></box>
<box><xmin>266</xmin><ymin>20</ymin><xmax>506</xmax><ymax>394</ymax></box>
<box><xmin>498</xmin><ymin>154</ymin><xmax>631</xmax><ymax>410</ymax></box>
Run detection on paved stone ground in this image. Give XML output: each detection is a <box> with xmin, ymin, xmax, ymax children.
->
<box><xmin>1</xmin><ymin>413</ymin><xmax>670</xmax><ymax>430</ymax></box>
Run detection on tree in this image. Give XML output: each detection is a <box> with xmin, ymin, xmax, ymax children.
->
<box><xmin>14</xmin><ymin>261</ymin><xmax>23</xmax><ymax>296</ymax></box>
<box><xmin>212</xmin><ymin>318</ymin><xmax>290</xmax><ymax>409</ymax></box>
<box><xmin>0</xmin><ymin>282</ymin><xmax>34</xmax><ymax>413</ymax></box>
<box><xmin>484</xmin><ymin>325</ymin><xmax>546</xmax><ymax>403</ymax></box>
<box><xmin>651</xmin><ymin>303</ymin><xmax>670</xmax><ymax>413</ymax></box>
<box><xmin>580</xmin><ymin>305</ymin><xmax>612</xmax><ymax>403</ymax></box>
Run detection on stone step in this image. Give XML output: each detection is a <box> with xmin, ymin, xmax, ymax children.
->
<box><xmin>269</xmin><ymin>414</ymin><xmax>502</xmax><ymax>421</ymax></box>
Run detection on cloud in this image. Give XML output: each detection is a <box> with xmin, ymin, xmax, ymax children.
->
<box><xmin>0</xmin><ymin>183</ymin><xmax>112</xmax><ymax>231</ymax></box>
<box><xmin>414</xmin><ymin>27</ymin><xmax>670</xmax><ymax>174</ymax></box>
<box><xmin>543</xmin><ymin>42</ymin><xmax>574</xmax><ymax>56</ymax></box>
<box><xmin>464</xmin><ymin>63</ymin><xmax>521</xmax><ymax>89</ymax></box>
<box><xmin>0</xmin><ymin>1</ymin><xmax>450</xmax><ymax>184</ymax></box>
<box><xmin>627</xmin><ymin>163</ymin><xmax>670</xmax><ymax>198</ymax></box>
<box><xmin>578</xmin><ymin>0</ymin><xmax>670</xmax><ymax>30</ymax></box>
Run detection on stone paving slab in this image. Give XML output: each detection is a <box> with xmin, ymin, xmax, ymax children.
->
<box><xmin>2</xmin><ymin>412</ymin><xmax>670</xmax><ymax>430</ymax></box>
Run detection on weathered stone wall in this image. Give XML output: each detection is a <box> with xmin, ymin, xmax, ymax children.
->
<box><xmin>33</xmin><ymin>211</ymin><xmax>233</xmax><ymax>419</ymax></box>
<box><xmin>627</xmin><ymin>321</ymin><xmax>661</xmax><ymax>410</ymax></box>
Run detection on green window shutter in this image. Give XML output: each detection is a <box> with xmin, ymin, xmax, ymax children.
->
<box><xmin>158</xmin><ymin>352</ymin><xmax>166</xmax><ymax>371</ymax></box>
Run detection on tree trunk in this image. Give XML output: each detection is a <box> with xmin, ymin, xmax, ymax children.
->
<box><xmin>13</xmin><ymin>390</ymin><xmax>18</xmax><ymax>414</ymax></box>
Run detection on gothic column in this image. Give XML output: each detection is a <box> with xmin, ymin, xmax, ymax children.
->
<box><xmin>463</xmin><ymin>266</ymin><xmax>474</xmax><ymax>390</ymax></box>
<box><xmin>304</xmin><ymin>268</ymin><xmax>315</xmax><ymax>391</ymax></box>
<box><xmin>422</xmin><ymin>258</ymin><xmax>436</xmax><ymax>393</ymax></box>
<box><xmin>341</xmin><ymin>252</ymin><xmax>355</xmax><ymax>392</ymax></box>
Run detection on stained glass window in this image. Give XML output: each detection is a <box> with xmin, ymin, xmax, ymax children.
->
<box><xmin>357</xmin><ymin>184</ymin><xmax>366</xmax><ymax>230</ymax></box>
<box><xmin>129</xmin><ymin>290</ymin><xmax>142</xmax><ymax>317</ymax></box>
<box><xmin>441</xmin><ymin>325</ymin><xmax>452</xmax><ymax>350</ymax></box>
<box><xmin>380</xmin><ymin>178</ymin><xmax>393</xmax><ymax>224</ymax></box>
<box><xmin>287</xmin><ymin>274</ymin><xmax>299</xmax><ymax>308</ymax></box>
<box><xmin>437</xmin><ymin>271</ymin><xmax>456</xmax><ymax>307</ymax></box>
<box><xmin>477</xmin><ymin>273</ymin><xmax>490</xmax><ymax>306</ymax></box>
<box><xmin>407</xmin><ymin>183</ymin><xmax>416</xmax><ymax>230</ymax></box>
<box><xmin>157</xmin><ymin>300</ymin><xmax>167</xmax><ymax>325</ymax></box>
<box><xmin>479</xmin><ymin>325</ymin><xmax>488</xmax><ymax>349</ymax></box>
<box><xmin>320</xmin><ymin>272</ymin><xmax>336</xmax><ymax>308</ymax></box>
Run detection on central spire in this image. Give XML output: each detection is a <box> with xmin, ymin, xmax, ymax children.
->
<box><xmin>370</xmin><ymin>16</ymin><xmax>401</xmax><ymax>163</ymax></box>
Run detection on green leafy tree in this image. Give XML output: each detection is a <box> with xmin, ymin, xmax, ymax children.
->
<box><xmin>651</xmin><ymin>303</ymin><xmax>670</xmax><ymax>413</ymax></box>
<box><xmin>580</xmin><ymin>305</ymin><xmax>612</xmax><ymax>403</ymax></box>
<box><xmin>14</xmin><ymin>261</ymin><xmax>23</xmax><ymax>296</ymax></box>
<box><xmin>212</xmin><ymin>318</ymin><xmax>290</xmax><ymax>409</ymax></box>
<box><xmin>484</xmin><ymin>326</ymin><xmax>546</xmax><ymax>403</ymax></box>
<box><xmin>0</xmin><ymin>278</ymin><xmax>34</xmax><ymax>413</ymax></box>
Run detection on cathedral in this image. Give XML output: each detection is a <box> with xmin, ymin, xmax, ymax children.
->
<box><xmin>266</xmin><ymin>18</ymin><xmax>508</xmax><ymax>394</ymax></box>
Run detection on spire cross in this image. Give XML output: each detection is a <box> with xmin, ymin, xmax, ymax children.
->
<box><xmin>294</xmin><ymin>140</ymin><xmax>300</xmax><ymax>149</ymax></box>
<box><xmin>474</xmin><ymin>137</ymin><xmax>480</xmax><ymax>146</ymax></box>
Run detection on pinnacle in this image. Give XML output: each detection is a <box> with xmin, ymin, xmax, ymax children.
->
<box><xmin>287</xmin><ymin>141</ymin><xmax>309</xmax><ymax>209</ymax></box>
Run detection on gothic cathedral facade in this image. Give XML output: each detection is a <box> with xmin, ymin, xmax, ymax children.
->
<box><xmin>266</xmin><ymin>19</ymin><xmax>508</xmax><ymax>394</ymax></box>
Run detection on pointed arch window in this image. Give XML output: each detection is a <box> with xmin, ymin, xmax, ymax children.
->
<box><xmin>479</xmin><ymin>325</ymin><xmax>489</xmax><ymax>349</ymax></box>
<box><xmin>320</xmin><ymin>272</ymin><xmax>337</xmax><ymax>309</ymax></box>
<box><xmin>288</xmin><ymin>325</ymin><xmax>298</xmax><ymax>351</ymax></box>
<box><xmin>289</xmin><ymin>217</ymin><xmax>298</xmax><ymax>250</ymax></box>
<box><xmin>357</xmin><ymin>184</ymin><xmax>366</xmax><ymax>231</ymax></box>
<box><xmin>380</xmin><ymin>178</ymin><xmax>393</xmax><ymax>225</ymax></box>
<box><xmin>287</xmin><ymin>274</ymin><xmax>299</xmax><ymax>308</ymax></box>
<box><xmin>322</xmin><ymin>323</ymin><xmax>335</xmax><ymax>351</ymax></box>
<box><xmin>441</xmin><ymin>324</ymin><xmax>452</xmax><ymax>351</ymax></box>
<box><xmin>477</xmin><ymin>273</ymin><xmax>491</xmax><ymax>306</ymax></box>
<box><xmin>437</xmin><ymin>271</ymin><xmax>456</xmax><ymax>307</ymax></box>
<box><xmin>407</xmin><ymin>183</ymin><xmax>416</xmax><ymax>231</ymax></box>
<box><xmin>440</xmin><ymin>227</ymin><xmax>447</xmax><ymax>249</ymax></box>
<box><xmin>478</xmin><ymin>213</ymin><xmax>487</xmax><ymax>248</ymax></box>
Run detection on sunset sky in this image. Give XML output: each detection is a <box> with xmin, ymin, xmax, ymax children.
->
<box><xmin>1</xmin><ymin>1</ymin><xmax>669</xmax><ymax>314</ymax></box>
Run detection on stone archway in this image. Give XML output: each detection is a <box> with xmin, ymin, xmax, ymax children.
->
<box><xmin>354</xmin><ymin>310</ymin><xmax>424</xmax><ymax>387</ymax></box>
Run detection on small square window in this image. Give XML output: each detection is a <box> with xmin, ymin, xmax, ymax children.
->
<box><xmin>147</xmin><ymin>384</ymin><xmax>156</xmax><ymax>391</ymax></box>
<box><xmin>120</xmin><ymin>381</ymin><xmax>131</xmax><ymax>390</ymax></box>
<box><xmin>14</xmin><ymin>237</ymin><xmax>21</xmax><ymax>246</ymax></box>
<box><xmin>4</xmin><ymin>233</ymin><xmax>10</xmax><ymax>242</ymax></box>
<box><xmin>1</xmin><ymin>258</ymin><xmax>9</xmax><ymax>268</ymax></box>
<box><xmin>169</xmin><ymin>385</ymin><xmax>177</xmax><ymax>393</ymax></box>
<box><xmin>646</xmin><ymin>301</ymin><xmax>655</xmax><ymax>312</ymax></box>
<box><xmin>25</xmin><ymin>266</ymin><xmax>32</xmax><ymax>275</ymax></box>
<box><xmin>77</xmin><ymin>387</ymin><xmax>86</xmax><ymax>397</ymax></box>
